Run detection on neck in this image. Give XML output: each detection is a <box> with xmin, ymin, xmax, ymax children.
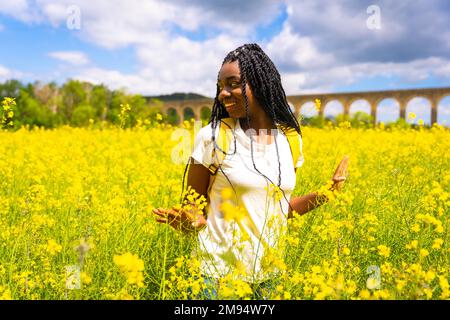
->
<box><xmin>239</xmin><ymin>115</ymin><xmax>275</xmax><ymax>133</ymax></box>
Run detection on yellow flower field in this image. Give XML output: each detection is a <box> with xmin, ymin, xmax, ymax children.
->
<box><xmin>0</xmin><ymin>123</ymin><xmax>448</xmax><ymax>300</ymax></box>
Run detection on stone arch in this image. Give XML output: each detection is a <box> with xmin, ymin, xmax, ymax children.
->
<box><xmin>376</xmin><ymin>98</ymin><xmax>400</xmax><ymax>124</ymax></box>
<box><xmin>324</xmin><ymin>100</ymin><xmax>344</xmax><ymax>122</ymax></box>
<box><xmin>167</xmin><ymin>107</ymin><xmax>180</xmax><ymax>125</ymax></box>
<box><xmin>437</xmin><ymin>94</ymin><xmax>450</xmax><ymax>127</ymax></box>
<box><xmin>298</xmin><ymin>101</ymin><xmax>317</xmax><ymax>116</ymax></box>
<box><xmin>183</xmin><ymin>107</ymin><xmax>195</xmax><ymax>122</ymax></box>
<box><xmin>298</xmin><ymin>101</ymin><xmax>318</xmax><ymax>125</ymax></box>
<box><xmin>405</xmin><ymin>96</ymin><xmax>431</xmax><ymax>125</ymax></box>
<box><xmin>349</xmin><ymin>99</ymin><xmax>373</xmax><ymax>125</ymax></box>
<box><xmin>349</xmin><ymin>99</ymin><xmax>371</xmax><ymax>115</ymax></box>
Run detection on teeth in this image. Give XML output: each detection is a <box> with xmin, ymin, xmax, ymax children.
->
<box><xmin>224</xmin><ymin>103</ymin><xmax>235</xmax><ymax>107</ymax></box>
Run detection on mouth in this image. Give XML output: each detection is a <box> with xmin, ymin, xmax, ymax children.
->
<box><xmin>223</xmin><ymin>101</ymin><xmax>236</xmax><ymax>110</ymax></box>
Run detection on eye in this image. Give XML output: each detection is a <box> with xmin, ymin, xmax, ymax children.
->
<box><xmin>230</xmin><ymin>81</ymin><xmax>241</xmax><ymax>88</ymax></box>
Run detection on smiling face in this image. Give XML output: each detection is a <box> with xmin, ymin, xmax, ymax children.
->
<box><xmin>217</xmin><ymin>61</ymin><xmax>262</xmax><ymax>120</ymax></box>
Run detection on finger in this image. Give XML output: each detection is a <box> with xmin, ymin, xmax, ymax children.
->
<box><xmin>172</xmin><ymin>206</ymin><xmax>182</xmax><ymax>212</ymax></box>
<box><xmin>166</xmin><ymin>208</ymin><xmax>181</xmax><ymax>218</ymax></box>
<box><xmin>334</xmin><ymin>156</ymin><xmax>349</xmax><ymax>177</ymax></box>
<box><xmin>153</xmin><ymin>209</ymin><xmax>168</xmax><ymax>218</ymax></box>
<box><xmin>156</xmin><ymin>217</ymin><xmax>168</xmax><ymax>223</ymax></box>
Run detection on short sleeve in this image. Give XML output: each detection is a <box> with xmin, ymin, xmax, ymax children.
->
<box><xmin>295</xmin><ymin>135</ymin><xmax>305</xmax><ymax>168</ymax></box>
<box><xmin>191</xmin><ymin>124</ymin><xmax>215</xmax><ymax>168</ymax></box>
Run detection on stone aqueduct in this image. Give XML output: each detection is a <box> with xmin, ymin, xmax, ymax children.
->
<box><xmin>160</xmin><ymin>87</ymin><xmax>450</xmax><ymax>125</ymax></box>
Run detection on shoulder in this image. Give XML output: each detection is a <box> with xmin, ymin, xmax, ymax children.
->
<box><xmin>195</xmin><ymin>119</ymin><xmax>235</xmax><ymax>142</ymax></box>
<box><xmin>194</xmin><ymin>123</ymin><xmax>214</xmax><ymax>141</ymax></box>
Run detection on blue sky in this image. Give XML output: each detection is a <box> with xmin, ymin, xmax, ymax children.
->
<box><xmin>1</xmin><ymin>0</ymin><xmax>450</xmax><ymax>124</ymax></box>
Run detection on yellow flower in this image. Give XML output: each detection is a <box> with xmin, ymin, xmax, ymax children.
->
<box><xmin>46</xmin><ymin>239</ymin><xmax>62</xmax><ymax>255</ymax></box>
<box><xmin>411</xmin><ymin>224</ymin><xmax>420</xmax><ymax>233</ymax></box>
<box><xmin>113</xmin><ymin>252</ymin><xmax>145</xmax><ymax>288</ymax></box>
<box><xmin>377</xmin><ymin>245</ymin><xmax>390</xmax><ymax>258</ymax></box>
<box><xmin>0</xmin><ymin>285</ymin><xmax>12</xmax><ymax>300</ymax></box>
<box><xmin>435</xmin><ymin>224</ymin><xmax>444</xmax><ymax>233</ymax></box>
<box><xmin>407</xmin><ymin>112</ymin><xmax>416</xmax><ymax>119</ymax></box>
<box><xmin>81</xmin><ymin>272</ymin><xmax>92</xmax><ymax>285</ymax></box>
<box><xmin>406</xmin><ymin>240</ymin><xmax>418</xmax><ymax>249</ymax></box>
<box><xmin>419</xmin><ymin>249</ymin><xmax>429</xmax><ymax>258</ymax></box>
<box><xmin>359</xmin><ymin>289</ymin><xmax>371</xmax><ymax>299</ymax></box>
<box><xmin>424</xmin><ymin>270</ymin><xmax>435</xmax><ymax>282</ymax></box>
<box><xmin>314</xmin><ymin>98</ymin><xmax>321</xmax><ymax>112</ymax></box>
<box><xmin>396</xmin><ymin>279</ymin><xmax>406</xmax><ymax>291</ymax></box>
<box><xmin>432</xmin><ymin>238</ymin><xmax>443</xmax><ymax>249</ymax></box>
<box><xmin>221</xmin><ymin>187</ymin><xmax>234</xmax><ymax>200</ymax></box>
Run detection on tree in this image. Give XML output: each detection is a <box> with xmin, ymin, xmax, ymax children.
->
<box><xmin>61</xmin><ymin>79</ymin><xmax>87</xmax><ymax>122</ymax></box>
<box><xmin>0</xmin><ymin>79</ymin><xmax>23</xmax><ymax>99</ymax></box>
<box><xmin>90</xmin><ymin>84</ymin><xmax>110</xmax><ymax>119</ymax></box>
<box><xmin>350</xmin><ymin>111</ymin><xmax>373</xmax><ymax>128</ymax></box>
<box><xmin>71</xmin><ymin>104</ymin><xmax>97</xmax><ymax>126</ymax></box>
<box><xmin>16</xmin><ymin>89</ymin><xmax>58</xmax><ymax>128</ymax></box>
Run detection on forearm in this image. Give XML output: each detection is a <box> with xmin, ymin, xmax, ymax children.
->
<box><xmin>288</xmin><ymin>192</ymin><xmax>327</xmax><ymax>218</ymax></box>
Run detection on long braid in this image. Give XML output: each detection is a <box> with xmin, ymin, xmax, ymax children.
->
<box><xmin>232</xmin><ymin>44</ymin><xmax>299</xmax><ymax>215</ymax></box>
<box><xmin>246</xmin><ymin>49</ymin><xmax>289</xmax><ymax>213</ymax></box>
<box><xmin>239</xmin><ymin>56</ymin><xmax>280</xmax><ymax>190</ymax></box>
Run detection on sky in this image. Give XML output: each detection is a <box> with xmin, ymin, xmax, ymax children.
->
<box><xmin>1</xmin><ymin>0</ymin><xmax>450</xmax><ymax>124</ymax></box>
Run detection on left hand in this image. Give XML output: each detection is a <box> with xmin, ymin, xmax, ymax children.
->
<box><xmin>152</xmin><ymin>205</ymin><xmax>206</xmax><ymax>234</ymax></box>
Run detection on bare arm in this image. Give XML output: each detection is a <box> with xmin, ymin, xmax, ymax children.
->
<box><xmin>186</xmin><ymin>157</ymin><xmax>210</xmax><ymax>201</ymax></box>
<box><xmin>288</xmin><ymin>156</ymin><xmax>349</xmax><ymax>218</ymax></box>
<box><xmin>288</xmin><ymin>192</ymin><xmax>324</xmax><ymax>218</ymax></box>
<box><xmin>152</xmin><ymin>157</ymin><xmax>210</xmax><ymax>234</ymax></box>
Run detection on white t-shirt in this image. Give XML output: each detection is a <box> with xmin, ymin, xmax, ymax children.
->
<box><xmin>191</xmin><ymin>119</ymin><xmax>304</xmax><ymax>283</ymax></box>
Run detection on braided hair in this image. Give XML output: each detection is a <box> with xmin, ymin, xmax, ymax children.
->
<box><xmin>183</xmin><ymin>44</ymin><xmax>301</xmax><ymax>214</ymax></box>
<box><xmin>210</xmin><ymin>43</ymin><xmax>301</xmax><ymax>136</ymax></box>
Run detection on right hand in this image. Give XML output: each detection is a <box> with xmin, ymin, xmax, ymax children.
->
<box><xmin>152</xmin><ymin>205</ymin><xmax>207</xmax><ymax>234</ymax></box>
<box><xmin>329</xmin><ymin>155</ymin><xmax>349</xmax><ymax>192</ymax></box>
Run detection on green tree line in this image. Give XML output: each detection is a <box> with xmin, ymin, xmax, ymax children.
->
<box><xmin>0</xmin><ymin>79</ymin><xmax>163</xmax><ymax>129</ymax></box>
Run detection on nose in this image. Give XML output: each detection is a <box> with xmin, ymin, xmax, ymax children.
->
<box><xmin>218</xmin><ymin>86</ymin><xmax>231</xmax><ymax>101</ymax></box>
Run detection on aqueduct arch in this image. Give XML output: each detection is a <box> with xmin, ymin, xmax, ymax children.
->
<box><xmin>158</xmin><ymin>87</ymin><xmax>450</xmax><ymax>126</ymax></box>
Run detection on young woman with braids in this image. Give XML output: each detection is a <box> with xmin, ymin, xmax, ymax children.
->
<box><xmin>153</xmin><ymin>44</ymin><xmax>348</xmax><ymax>298</ymax></box>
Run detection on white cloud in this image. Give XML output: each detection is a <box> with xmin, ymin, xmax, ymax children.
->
<box><xmin>48</xmin><ymin>51</ymin><xmax>90</xmax><ymax>66</ymax></box>
<box><xmin>266</xmin><ymin>24</ymin><xmax>335</xmax><ymax>71</ymax></box>
<box><xmin>279</xmin><ymin>56</ymin><xmax>450</xmax><ymax>94</ymax></box>
<box><xmin>0</xmin><ymin>65</ymin><xmax>12</xmax><ymax>79</ymax></box>
<box><xmin>75</xmin><ymin>34</ymin><xmax>246</xmax><ymax>96</ymax></box>
<box><xmin>0</xmin><ymin>65</ymin><xmax>25</xmax><ymax>81</ymax></box>
<box><xmin>0</xmin><ymin>0</ymin><xmax>42</xmax><ymax>23</ymax></box>
<box><xmin>1</xmin><ymin>0</ymin><xmax>450</xmax><ymax>97</ymax></box>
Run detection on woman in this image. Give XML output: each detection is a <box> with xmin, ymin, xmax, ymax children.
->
<box><xmin>153</xmin><ymin>43</ymin><xmax>348</xmax><ymax>298</ymax></box>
